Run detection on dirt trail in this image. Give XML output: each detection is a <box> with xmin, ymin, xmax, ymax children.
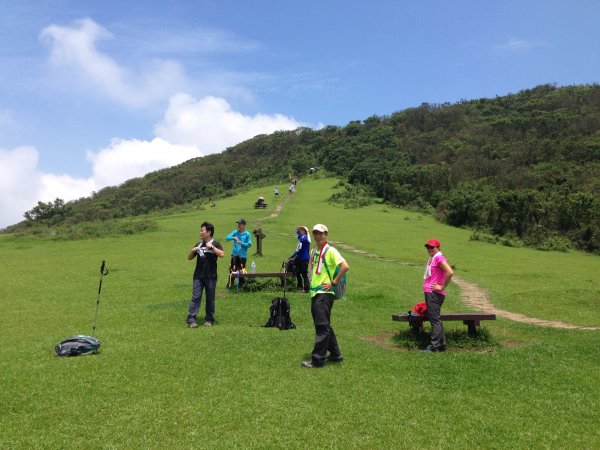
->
<box><xmin>270</xmin><ymin>204</ymin><xmax>284</xmax><ymax>218</ymax></box>
<box><xmin>263</xmin><ymin>198</ymin><xmax>600</xmax><ymax>331</ymax></box>
<box><xmin>453</xmin><ymin>275</ymin><xmax>600</xmax><ymax>330</ymax></box>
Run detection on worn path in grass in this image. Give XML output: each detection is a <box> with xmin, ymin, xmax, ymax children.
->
<box><xmin>264</xmin><ymin>196</ymin><xmax>600</xmax><ymax>331</ymax></box>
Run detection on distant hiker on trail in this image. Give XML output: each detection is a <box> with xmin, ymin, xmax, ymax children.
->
<box><xmin>225</xmin><ymin>218</ymin><xmax>252</xmax><ymax>289</ymax></box>
<box><xmin>421</xmin><ymin>238</ymin><xmax>453</xmax><ymax>352</ymax></box>
<box><xmin>186</xmin><ymin>222</ymin><xmax>224</xmax><ymax>328</ymax></box>
<box><xmin>301</xmin><ymin>223</ymin><xmax>350</xmax><ymax>368</ymax></box>
<box><xmin>291</xmin><ymin>225</ymin><xmax>311</xmax><ymax>293</ymax></box>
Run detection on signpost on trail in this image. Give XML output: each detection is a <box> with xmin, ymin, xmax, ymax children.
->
<box><xmin>253</xmin><ymin>228</ymin><xmax>265</xmax><ymax>256</ymax></box>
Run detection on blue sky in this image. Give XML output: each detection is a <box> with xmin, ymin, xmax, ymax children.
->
<box><xmin>1</xmin><ymin>0</ymin><xmax>599</xmax><ymax>227</ymax></box>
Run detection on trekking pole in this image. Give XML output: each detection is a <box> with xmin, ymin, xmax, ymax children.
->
<box><xmin>92</xmin><ymin>260</ymin><xmax>108</xmax><ymax>337</ymax></box>
<box><xmin>283</xmin><ymin>263</ymin><xmax>288</xmax><ymax>299</ymax></box>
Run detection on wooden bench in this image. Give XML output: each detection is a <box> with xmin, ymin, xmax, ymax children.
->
<box><xmin>392</xmin><ymin>312</ymin><xmax>496</xmax><ymax>336</ymax></box>
<box><xmin>254</xmin><ymin>203</ymin><xmax>268</xmax><ymax>209</ymax></box>
<box><xmin>229</xmin><ymin>271</ymin><xmax>295</xmax><ymax>292</ymax></box>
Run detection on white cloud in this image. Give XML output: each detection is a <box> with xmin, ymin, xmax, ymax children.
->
<box><xmin>155</xmin><ymin>93</ymin><xmax>303</xmax><ymax>153</ymax></box>
<box><xmin>86</xmin><ymin>137</ymin><xmax>202</xmax><ymax>186</ymax></box>
<box><xmin>40</xmin><ymin>18</ymin><xmax>187</xmax><ymax>108</ymax></box>
<box><xmin>40</xmin><ymin>173</ymin><xmax>96</xmax><ymax>202</ymax></box>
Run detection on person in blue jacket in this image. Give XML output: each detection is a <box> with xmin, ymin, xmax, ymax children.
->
<box><xmin>225</xmin><ymin>218</ymin><xmax>252</xmax><ymax>288</ymax></box>
<box><xmin>292</xmin><ymin>225</ymin><xmax>311</xmax><ymax>293</ymax></box>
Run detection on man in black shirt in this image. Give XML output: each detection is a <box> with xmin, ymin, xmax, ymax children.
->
<box><xmin>186</xmin><ymin>222</ymin><xmax>224</xmax><ymax>327</ymax></box>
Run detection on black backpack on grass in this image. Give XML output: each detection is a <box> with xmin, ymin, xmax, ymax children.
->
<box><xmin>54</xmin><ymin>335</ymin><xmax>101</xmax><ymax>356</ymax></box>
<box><xmin>264</xmin><ymin>297</ymin><xmax>296</xmax><ymax>330</ymax></box>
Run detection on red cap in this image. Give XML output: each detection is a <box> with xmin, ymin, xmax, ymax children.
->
<box><xmin>425</xmin><ymin>239</ymin><xmax>441</xmax><ymax>248</ymax></box>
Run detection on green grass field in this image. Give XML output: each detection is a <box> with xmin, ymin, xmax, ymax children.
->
<box><xmin>1</xmin><ymin>177</ymin><xmax>599</xmax><ymax>449</ymax></box>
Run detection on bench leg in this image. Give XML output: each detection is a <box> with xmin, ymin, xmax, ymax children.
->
<box><xmin>464</xmin><ymin>320</ymin><xmax>479</xmax><ymax>336</ymax></box>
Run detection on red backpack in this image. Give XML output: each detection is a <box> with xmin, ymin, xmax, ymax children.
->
<box><xmin>411</xmin><ymin>302</ymin><xmax>427</xmax><ymax>315</ymax></box>
<box><xmin>408</xmin><ymin>302</ymin><xmax>427</xmax><ymax>332</ymax></box>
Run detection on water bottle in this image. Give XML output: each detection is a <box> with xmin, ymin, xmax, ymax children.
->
<box><xmin>250</xmin><ymin>261</ymin><xmax>256</xmax><ymax>273</ymax></box>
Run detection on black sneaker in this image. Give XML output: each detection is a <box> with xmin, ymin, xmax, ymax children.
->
<box><xmin>301</xmin><ymin>360</ymin><xmax>324</xmax><ymax>368</ymax></box>
<box><xmin>327</xmin><ymin>354</ymin><xmax>344</xmax><ymax>363</ymax></box>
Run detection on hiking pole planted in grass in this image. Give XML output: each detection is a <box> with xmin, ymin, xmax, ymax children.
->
<box><xmin>54</xmin><ymin>260</ymin><xmax>108</xmax><ymax>357</ymax></box>
<box><xmin>92</xmin><ymin>260</ymin><xmax>108</xmax><ymax>338</ymax></box>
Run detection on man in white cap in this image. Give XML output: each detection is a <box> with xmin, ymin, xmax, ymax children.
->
<box><xmin>301</xmin><ymin>223</ymin><xmax>350</xmax><ymax>368</ymax></box>
<box><xmin>291</xmin><ymin>225</ymin><xmax>311</xmax><ymax>293</ymax></box>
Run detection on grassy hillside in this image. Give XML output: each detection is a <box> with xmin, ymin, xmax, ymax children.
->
<box><xmin>1</xmin><ymin>177</ymin><xmax>599</xmax><ymax>448</ymax></box>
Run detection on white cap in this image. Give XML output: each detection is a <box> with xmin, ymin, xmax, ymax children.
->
<box><xmin>312</xmin><ymin>223</ymin><xmax>328</xmax><ymax>233</ymax></box>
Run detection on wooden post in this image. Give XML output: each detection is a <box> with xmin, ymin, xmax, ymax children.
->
<box><xmin>253</xmin><ymin>228</ymin><xmax>265</xmax><ymax>256</ymax></box>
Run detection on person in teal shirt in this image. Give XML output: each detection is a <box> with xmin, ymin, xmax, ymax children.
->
<box><xmin>225</xmin><ymin>218</ymin><xmax>252</xmax><ymax>288</ymax></box>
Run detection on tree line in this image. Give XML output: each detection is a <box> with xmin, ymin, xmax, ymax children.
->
<box><xmin>15</xmin><ymin>83</ymin><xmax>600</xmax><ymax>253</ymax></box>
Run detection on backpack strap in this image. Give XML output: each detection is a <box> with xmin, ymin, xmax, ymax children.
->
<box><xmin>323</xmin><ymin>255</ymin><xmax>334</xmax><ymax>284</ymax></box>
<box><xmin>321</xmin><ymin>247</ymin><xmax>337</xmax><ymax>294</ymax></box>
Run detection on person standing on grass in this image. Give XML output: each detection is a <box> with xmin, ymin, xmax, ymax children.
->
<box><xmin>301</xmin><ymin>224</ymin><xmax>350</xmax><ymax>368</ymax></box>
<box><xmin>187</xmin><ymin>222</ymin><xmax>224</xmax><ymax>328</ymax></box>
<box><xmin>225</xmin><ymin>218</ymin><xmax>252</xmax><ymax>288</ymax></box>
<box><xmin>291</xmin><ymin>226</ymin><xmax>311</xmax><ymax>293</ymax></box>
<box><xmin>421</xmin><ymin>238</ymin><xmax>453</xmax><ymax>352</ymax></box>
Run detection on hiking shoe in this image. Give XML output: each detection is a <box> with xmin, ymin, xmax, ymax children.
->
<box><xmin>203</xmin><ymin>321</ymin><xmax>213</xmax><ymax>327</ymax></box>
<box><xmin>327</xmin><ymin>354</ymin><xmax>344</xmax><ymax>363</ymax></box>
<box><xmin>188</xmin><ymin>322</ymin><xmax>199</xmax><ymax>328</ymax></box>
<box><xmin>301</xmin><ymin>360</ymin><xmax>324</xmax><ymax>368</ymax></box>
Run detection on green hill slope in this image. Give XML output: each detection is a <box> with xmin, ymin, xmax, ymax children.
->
<box><xmin>1</xmin><ymin>178</ymin><xmax>599</xmax><ymax>448</ymax></box>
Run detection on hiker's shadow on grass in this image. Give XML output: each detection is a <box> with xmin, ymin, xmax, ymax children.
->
<box><xmin>145</xmin><ymin>300</ymin><xmax>182</xmax><ymax>311</ymax></box>
<box><xmin>391</xmin><ymin>328</ymin><xmax>500</xmax><ymax>352</ymax></box>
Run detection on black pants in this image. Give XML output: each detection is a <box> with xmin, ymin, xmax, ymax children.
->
<box><xmin>227</xmin><ymin>256</ymin><xmax>247</xmax><ymax>288</ymax></box>
<box><xmin>187</xmin><ymin>277</ymin><xmax>216</xmax><ymax>323</ymax></box>
<box><xmin>296</xmin><ymin>260</ymin><xmax>309</xmax><ymax>291</ymax></box>
<box><xmin>310</xmin><ymin>293</ymin><xmax>341</xmax><ymax>366</ymax></box>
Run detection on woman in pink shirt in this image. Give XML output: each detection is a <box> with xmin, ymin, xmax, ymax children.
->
<box><xmin>422</xmin><ymin>239</ymin><xmax>454</xmax><ymax>352</ymax></box>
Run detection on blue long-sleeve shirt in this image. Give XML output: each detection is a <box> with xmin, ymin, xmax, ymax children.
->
<box><xmin>225</xmin><ymin>229</ymin><xmax>252</xmax><ymax>258</ymax></box>
<box><xmin>292</xmin><ymin>232</ymin><xmax>311</xmax><ymax>261</ymax></box>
